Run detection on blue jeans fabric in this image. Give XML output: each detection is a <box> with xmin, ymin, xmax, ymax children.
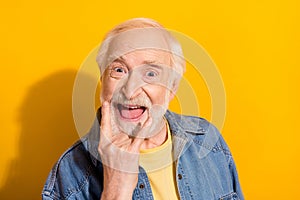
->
<box><xmin>42</xmin><ymin>109</ymin><xmax>244</xmax><ymax>200</ymax></box>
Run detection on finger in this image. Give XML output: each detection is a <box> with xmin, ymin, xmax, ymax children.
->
<box><xmin>100</xmin><ymin>101</ymin><xmax>112</xmax><ymax>139</ymax></box>
<box><xmin>113</xmin><ymin>139</ymin><xmax>131</xmax><ymax>148</ymax></box>
<box><xmin>111</xmin><ymin>133</ymin><xmax>130</xmax><ymax>145</ymax></box>
<box><xmin>131</xmin><ymin>136</ymin><xmax>144</xmax><ymax>152</ymax></box>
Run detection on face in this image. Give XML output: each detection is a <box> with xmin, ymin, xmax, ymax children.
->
<box><xmin>100</xmin><ymin>49</ymin><xmax>178</xmax><ymax>137</ymax></box>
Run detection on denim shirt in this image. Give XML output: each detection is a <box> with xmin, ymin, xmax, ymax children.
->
<box><xmin>42</xmin><ymin>110</ymin><xmax>244</xmax><ymax>200</ymax></box>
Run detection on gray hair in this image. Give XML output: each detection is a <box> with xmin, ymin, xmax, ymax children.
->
<box><xmin>96</xmin><ymin>18</ymin><xmax>186</xmax><ymax>77</ymax></box>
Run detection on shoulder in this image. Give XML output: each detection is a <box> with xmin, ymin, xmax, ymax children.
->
<box><xmin>166</xmin><ymin>111</ymin><xmax>244</xmax><ymax>199</ymax></box>
<box><xmin>42</xmin><ymin>138</ymin><xmax>100</xmax><ymax>199</ymax></box>
<box><xmin>165</xmin><ymin>110</ymin><xmax>232</xmax><ymax>157</ymax></box>
<box><xmin>165</xmin><ymin>110</ymin><xmax>209</xmax><ymax>134</ymax></box>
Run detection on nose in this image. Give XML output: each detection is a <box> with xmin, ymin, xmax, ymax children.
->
<box><xmin>122</xmin><ymin>71</ymin><xmax>145</xmax><ymax>100</ymax></box>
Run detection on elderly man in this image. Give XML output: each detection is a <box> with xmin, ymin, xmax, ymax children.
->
<box><xmin>42</xmin><ymin>18</ymin><xmax>243</xmax><ymax>200</ymax></box>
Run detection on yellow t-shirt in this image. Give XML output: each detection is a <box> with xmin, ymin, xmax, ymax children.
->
<box><xmin>139</xmin><ymin>122</ymin><xmax>180</xmax><ymax>200</ymax></box>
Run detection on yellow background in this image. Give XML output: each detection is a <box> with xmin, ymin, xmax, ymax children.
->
<box><xmin>0</xmin><ymin>0</ymin><xmax>299</xmax><ymax>199</ymax></box>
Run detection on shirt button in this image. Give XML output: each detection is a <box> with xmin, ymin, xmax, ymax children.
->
<box><xmin>139</xmin><ymin>184</ymin><xmax>145</xmax><ymax>189</ymax></box>
<box><xmin>178</xmin><ymin>174</ymin><xmax>183</xmax><ymax>180</ymax></box>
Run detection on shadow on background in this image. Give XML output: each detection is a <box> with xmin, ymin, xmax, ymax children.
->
<box><xmin>0</xmin><ymin>69</ymin><xmax>83</xmax><ymax>199</ymax></box>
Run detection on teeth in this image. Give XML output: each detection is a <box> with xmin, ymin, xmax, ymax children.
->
<box><xmin>130</xmin><ymin>106</ymin><xmax>138</xmax><ymax>109</ymax></box>
<box><xmin>124</xmin><ymin>105</ymin><xmax>140</xmax><ymax>109</ymax></box>
<box><xmin>116</xmin><ymin>103</ymin><xmax>147</xmax><ymax>110</ymax></box>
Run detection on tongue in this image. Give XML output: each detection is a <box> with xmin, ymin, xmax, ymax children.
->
<box><xmin>120</xmin><ymin>108</ymin><xmax>144</xmax><ymax>119</ymax></box>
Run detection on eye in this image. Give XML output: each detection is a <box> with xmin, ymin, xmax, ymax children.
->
<box><xmin>145</xmin><ymin>71</ymin><xmax>157</xmax><ymax>77</ymax></box>
<box><xmin>143</xmin><ymin>68</ymin><xmax>161</xmax><ymax>83</ymax></box>
<box><xmin>114</xmin><ymin>67</ymin><xmax>126</xmax><ymax>73</ymax></box>
<box><xmin>110</xmin><ymin>63</ymin><xmax>128</xmax><ymax>79</ymax></box>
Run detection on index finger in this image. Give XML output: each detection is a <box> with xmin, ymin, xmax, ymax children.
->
<box><xmin>100</xmin><ymin>101</ymin><xmax>112</xmax><ymax>139</ymax></box>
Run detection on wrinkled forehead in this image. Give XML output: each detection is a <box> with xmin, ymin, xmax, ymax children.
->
<box><xmin>97</xmin><ymin>27</ymin><xmax>175</xmax><ymax>74</ymax></box>
<box><xmin>117</xmin><ymin>49</ymin><xmax>172</xmax><ymax>66</ymax></box>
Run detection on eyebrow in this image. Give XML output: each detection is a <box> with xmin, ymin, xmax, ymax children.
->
<box><xmin>115</xmin><ymin>57</ymin><xmax>165</xmax><ymax>69</ymax></box>
<box><xmin>109</xmin><ymin>58</ymin><xmax>127</xmax><ymax>68</ymax></box>
<box><xmin>142</xmin><ymin>60</ymin><xmax>165</xmax><ymax>69</ymax></box>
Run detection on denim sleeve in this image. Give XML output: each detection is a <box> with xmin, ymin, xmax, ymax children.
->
<box><xmin>228</xmin><ymin>154</ymin><xmax>244</xmax><ymax>199</ymax></box>
<box><xmin>42</xmin><ymin>194</ymin><xmax>54</xmax><ymax>200</ymax></box>
<box><xmin>219</xmin><ymin>134</ymin><xmax>244</xmax><ymax>200</ymax></box>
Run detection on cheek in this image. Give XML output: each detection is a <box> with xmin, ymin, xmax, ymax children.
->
<box><xmin>145</xmin><ymin>85</ymin><xmax>171</xmax><ymax>104</ymax></box>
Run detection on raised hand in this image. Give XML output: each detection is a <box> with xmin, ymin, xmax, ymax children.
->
<box><xmin>98</xmin><ymin>101</ymin><xmax>151</xmax><ymax>200</ymax></box>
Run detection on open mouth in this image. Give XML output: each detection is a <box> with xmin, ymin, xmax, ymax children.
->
<box><xmin>116</xmin><ymin>104</ymin><xmax>147</xmax><ymax>121</ymax></box>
